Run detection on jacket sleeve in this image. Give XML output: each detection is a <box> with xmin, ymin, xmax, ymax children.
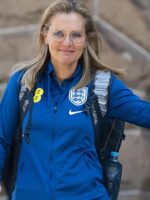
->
<box><xmin>106</xmin><ymin>74</ymin><xmax>150</xmax><ymax>128</ymax></box>
<box><xmin>0</xmin><ymin>71</ymin><xmax>21</xmax><ymax>181</ymax></box>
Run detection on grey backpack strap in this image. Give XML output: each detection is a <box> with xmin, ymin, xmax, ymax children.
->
<box><xmin>93</xmin><ymin>70</ymin><xmax>111</xmax><ymax>116</ymax></box>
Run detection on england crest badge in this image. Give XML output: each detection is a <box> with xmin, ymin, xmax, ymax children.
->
<box><xmin>69</xmin><ymin>87</ymin><xmax>88</xmax><ymax>106</ymax></box>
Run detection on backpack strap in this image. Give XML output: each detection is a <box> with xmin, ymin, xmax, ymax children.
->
<box><xmin>21</xmin><ymin>68</ymin><xmax>45</xmax><ymax>144</ymax></box>
<box><xmin>22</xmin><ymin>88</ymin><xmax>35</xmax><ymax>144</ymax></box>
<box><xmin>89</xmin><ymin>70</ymin><xmax>111</xmax><ymax>158</ymax></box>
<box><xmin>91</xmin><ymin>70</ymin><xmax>125</xmax><ymax>157</ymax></box>
<box><xmin>90</xmin><ymin>92</ymin><xmax>106</xmax><ymax>158</ymax></box>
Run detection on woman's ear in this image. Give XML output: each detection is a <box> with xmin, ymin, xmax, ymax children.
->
<box><xmin>44</xmin><ymin>33</ymin><xmax>48</xmax><ymax>45</ymax></box>
<box><xmin>44</xmin><ymin>34</ymin><xmax>48</xmax><ymax>44</ymax></box>
<box><xmin>41</xmin><ymin>27</ymin><xmax>48</xmax><ymax>44</ymax></box>
<box><xmin>84</xmin><ymin>37</ymin><xmax>87</xmax><ymax>48</ymax></box>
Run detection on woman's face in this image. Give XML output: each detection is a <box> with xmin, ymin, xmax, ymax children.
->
<box><xmin>44</xmin><ymin>12</ymin><xmax>87</xmax><ymax>67</ymax></box>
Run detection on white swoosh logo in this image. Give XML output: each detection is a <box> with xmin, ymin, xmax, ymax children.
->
<box><xmin>69</xmin><ymin>110</ymin><xmax>84</xmax><ymax>115</ymax></box>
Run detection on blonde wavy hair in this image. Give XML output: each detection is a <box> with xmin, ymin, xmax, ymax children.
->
<box><xmin>11</xmin><ymin>0</ymin><xmax>124</xmax><ymax>90</ymax></box>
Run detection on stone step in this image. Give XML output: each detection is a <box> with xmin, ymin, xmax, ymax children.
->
<box><xmin>120</xmin><ymin>128</ymin><xmax>150</xmax><ymax>190</ymax></box>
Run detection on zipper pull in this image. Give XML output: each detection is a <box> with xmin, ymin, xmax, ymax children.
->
<box><xmin>54</xmin><ymin>106</ymin><xmax>57</xmax><ymax>113</ymax></box>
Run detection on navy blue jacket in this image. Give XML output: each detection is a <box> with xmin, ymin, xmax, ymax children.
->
<box><xmin>0</xmin><ymin>62</ymin><xmax>150</xmax><ymax>200</ymax></box>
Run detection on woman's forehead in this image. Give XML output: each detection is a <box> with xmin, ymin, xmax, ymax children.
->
<box><xmin>49</xmin><ymin>12</ymin><xmax>85</xmax><ymax>31</ymax></box>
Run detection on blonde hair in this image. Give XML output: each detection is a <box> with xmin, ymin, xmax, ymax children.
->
<box><xmin>11</xmin><ymin>0</ymin><xmax>124</xmax><ymax>90</ymax></box>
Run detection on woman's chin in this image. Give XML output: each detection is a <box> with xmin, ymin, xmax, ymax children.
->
<box><xmin>58</xmin><ymin>59</ymin><xmax>77</xmax><ymax>66</ymax></box>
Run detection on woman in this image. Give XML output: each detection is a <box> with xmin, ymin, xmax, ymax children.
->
<box><xmin>0</xmin><ymin>0</ymin><xmax>150</xmax><ymax>199</ymax></box>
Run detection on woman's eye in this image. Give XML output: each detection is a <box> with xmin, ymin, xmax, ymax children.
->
<box><xmin>54</xmin><ymin>31</ymin><xmax>64</xmax><ymax>38</ymax></box>
<box><xmin>71</xmin><ymin>32</ymin><xmax>82</xmax><ymax>38</ymax></box>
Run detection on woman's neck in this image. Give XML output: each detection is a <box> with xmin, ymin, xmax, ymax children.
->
<box><xmin>51</xmin><ymin>61</ymin><xmax>78</xmax><ymax>83</ymax></box>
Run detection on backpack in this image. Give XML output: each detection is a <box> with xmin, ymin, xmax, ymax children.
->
<box><xmin>85</xmin><ymin>70</ymin><xmax>125</xmax><ymax>199</ymax></box>
<box><xmin>2</xmin><ymin>70</ymin><xmax>125</xmax><ymax>200</ymax></box>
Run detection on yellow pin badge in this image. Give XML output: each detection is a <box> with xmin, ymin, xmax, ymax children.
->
<box><xmin>33</xmin><ymin>88</ymin><xmax>44</xmax><ymax>103</ymax></box>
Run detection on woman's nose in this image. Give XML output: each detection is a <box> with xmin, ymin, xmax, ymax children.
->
<box><xmin>62</xmin><ymin>35</ymin><xmax>73</xmax><ymax>45</ymax></box>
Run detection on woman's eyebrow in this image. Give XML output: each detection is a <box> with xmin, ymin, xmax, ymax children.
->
<box><xmin>50</xmin><ymin>29</ymin><xmax>85</xmax><ymax>33</ymax></box>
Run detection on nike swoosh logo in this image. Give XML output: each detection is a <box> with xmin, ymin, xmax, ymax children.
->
<box><xmin>69</xmin><ymin>110</ymin><xmax>84</xmax><ymax>115</ymax></box>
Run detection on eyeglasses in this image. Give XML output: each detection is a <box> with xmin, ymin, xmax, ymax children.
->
<box><xmin>49</xmin><ymin>30</ymin><xmax>86</xmax><ymax>44</ymax></box>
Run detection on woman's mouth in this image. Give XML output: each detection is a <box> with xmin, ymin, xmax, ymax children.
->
<box><xmin>58</xmin><ymin>49</ymin><xmax>75</xmax><ymax>55</ymax></box>
<box><xmin>58</xmin><ymin>49</ymin><xmax>74</xmax><ymax>52</ymax></box>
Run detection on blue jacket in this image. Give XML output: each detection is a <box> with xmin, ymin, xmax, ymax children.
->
<box><xmin>0</xmin><ymin>62</ymin><xmax>150</xmax><ymax>200</ymax></box>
